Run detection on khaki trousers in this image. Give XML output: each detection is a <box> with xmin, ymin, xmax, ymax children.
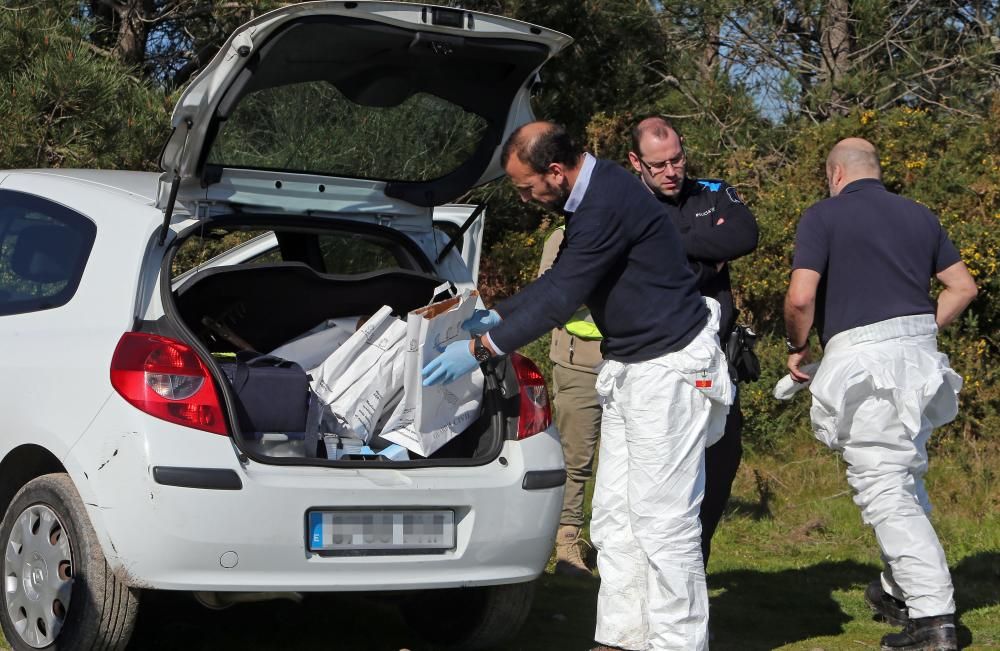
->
<box><xmin>552</xmin><ymin>363</ymin><xmax>602</xmax><ymax>527</ymax></box>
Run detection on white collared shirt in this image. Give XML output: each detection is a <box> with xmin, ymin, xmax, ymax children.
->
<box><xmin>563</xmin><ymin>153</ymin><xmax>597</xmax><ymax>214</ymax></box>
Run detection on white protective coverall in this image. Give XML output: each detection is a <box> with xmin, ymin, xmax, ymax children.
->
<box><xmin>807</xmin><ymin>314</ymin><xmax>961</xmax><ymax>619</ymax></box>
<box><xmin>591</xmin><ymin>298</ymin><xmax>733</xmax><ymax>651</ymax></box>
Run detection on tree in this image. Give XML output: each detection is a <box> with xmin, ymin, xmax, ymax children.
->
<box><xmin>83</xmin><ymin>0</ymin><xmax>285</xmax><ymax>88</ymax></box>
<box><xmin>0</xmin><ymin>2</ymin><xmax>168</xmax><ymax>170</ymax></box>
<box><xmin>703</xmin><ymin>0</ymin><xmax>1000</xmax><ymax>121</ymax></box>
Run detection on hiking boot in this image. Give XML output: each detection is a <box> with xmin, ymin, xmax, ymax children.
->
<box><xmin>555</xmin><ymin>525</ymin><xmax>594</xmax><ymax>578</ymax></box>
<box><xmin>880</xmin><ymin>614</ymin><xmax>958</xmax><ymax>651</ymax></box>
<box><xmin>866</xmin><ymin>579</ymin><xmax>909</xmax><ymax>626</ymax></box>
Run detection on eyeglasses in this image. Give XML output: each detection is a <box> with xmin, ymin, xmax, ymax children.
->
<box><xmin>639</xmin><ymin>153</ymin><xmax>686</xmax><ymax>174</ymax></box>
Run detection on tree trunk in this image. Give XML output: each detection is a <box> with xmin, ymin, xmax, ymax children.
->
<box><xmin>110</xmin><ymin>0</ymin><xmax>156</xmax><ymax>68</ymax></box>
<box><xmin>819</xmin><ymin>0</ymin><xmax>852</xmax><ymax>115</ymax></box>
<box><xmin>698</xmin><ymin>13</ymin><xmax>721</xmax><ymax>80</ymax></box>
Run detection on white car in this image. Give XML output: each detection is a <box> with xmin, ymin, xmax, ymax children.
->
<box><xmin>0</xmin><ymin>3</ymin><xmax>571</xmax><ymax>650</ymax></box>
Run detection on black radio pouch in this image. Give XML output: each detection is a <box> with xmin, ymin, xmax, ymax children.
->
<box><xmin>726</xmin><ymin>325</ymin><xmax>761</xmax><ymax>383</ymax></box>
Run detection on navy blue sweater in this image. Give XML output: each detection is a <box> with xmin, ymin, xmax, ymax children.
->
<box><xmin>490</xmin><ymin>159</ymin><xmax>707</xmax><ymax>363</ymax></box>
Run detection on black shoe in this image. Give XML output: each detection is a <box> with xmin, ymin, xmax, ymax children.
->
<box><xmin>866</xmin><ymin>580</ymin><xmax>909</xmax><ymax>626</ymax></box>
<box><xmin>880</xmin><ymin>614</ymin><xmax>958</xmax><ymax>651</ymax></box>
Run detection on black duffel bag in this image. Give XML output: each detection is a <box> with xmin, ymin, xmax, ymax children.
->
<box><xmin>218</xmin><ymin>353</ymin><xmax>311</xmax><ymax>433</ymax></box>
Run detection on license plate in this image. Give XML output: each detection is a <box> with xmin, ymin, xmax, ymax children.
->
<box><xmin>307</xmin><ymin>510</ymin><xmax>455</xmax><ymax>554</ymax></box>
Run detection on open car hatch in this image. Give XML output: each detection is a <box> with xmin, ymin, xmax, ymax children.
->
<box><xmin>158</xmin><ymin>1</ymin><xmax>571</xmax><ymax>222</ymax></box>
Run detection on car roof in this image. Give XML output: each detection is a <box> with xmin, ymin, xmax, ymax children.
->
<box><xmin>8</xmin><ymin>169</ymin><xmax>160</xmax><ymax>205</ymax></box>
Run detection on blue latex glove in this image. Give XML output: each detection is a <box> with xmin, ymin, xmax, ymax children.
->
<box><xmin>462</xmin><ymin>309</ymin><xmax>502</xmax><ymax>335</ymax></box>
<box><xmin>422</xmin><ymin>339</ymin><xmax>479</xmax><ymax>386</ymax></box>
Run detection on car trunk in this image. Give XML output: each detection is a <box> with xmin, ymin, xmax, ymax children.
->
<box><xmin>164</xmin><ymin>220</ymin><xmax>518</xmax><ymax>466</ymax></box>
<box><xmin>151</xmin><ymin>2</ymin><xmax>568</xmax><ymax>467</ymax></box>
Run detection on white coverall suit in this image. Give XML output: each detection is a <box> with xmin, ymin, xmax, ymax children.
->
<box><xmin>808</xmin><ymin>314</ymin><xmax>961</xmax><ymax>619</ymax></box>
<box><xmin>591</xmin><ymin>298</ymin><xmax>733</xmax><ymax>651</ymax></box>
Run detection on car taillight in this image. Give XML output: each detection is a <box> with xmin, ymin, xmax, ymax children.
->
<box><xmin>110</xmin><ymin>332</ymin><xmax>228</xmax><ymax>435</ymax></box>
<box><xmin>510</xmin><ymin>353</ymin><xmax>552</xmax><ymax>440</ymax></box>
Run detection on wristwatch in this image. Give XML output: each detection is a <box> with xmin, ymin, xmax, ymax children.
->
<box><xmin>785</xmin><ymin>337</ymin><xmax>809</xmax><ymax>354</ymax></box>
<box><xmin>472</xmin><ymin>335</ymin><xmax>494</xmax><ymax>363</ymax></box>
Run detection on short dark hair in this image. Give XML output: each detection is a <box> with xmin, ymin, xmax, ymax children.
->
<box><xmin>500</xmin><ymin>122</ymin><xmax>582</xmax><ymax>173</ymax></box>
<box><xmin>630</xmin><ymin>115</ymin><xmax>683</xmax><ymax>156</ymax></box>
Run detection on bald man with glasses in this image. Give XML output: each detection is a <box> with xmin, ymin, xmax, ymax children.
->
<box><xmin>628</xmin><ymin>116</ymin><xmax>759</xmax><ymax>569</ymax></box>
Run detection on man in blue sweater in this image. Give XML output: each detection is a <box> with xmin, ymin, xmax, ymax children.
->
<box><xmin>423</xmin><ymin>121</ymin><xmax>733</xmax><ymax>651</ymax></box>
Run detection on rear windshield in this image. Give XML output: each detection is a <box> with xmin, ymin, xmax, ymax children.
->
<box><xmin>207</xmin><ymin>83</ymin><xmax>488</xmax><ymax>182</ymax></box>
<box><xmin>172</xmin><ymin>227</ymin><xmax>424</xmax><ymax>279</ymax></box>
<box><xmin>194</xmin><ymin>16</ymin><xmax>550</xmax><ymax>198</ymax></box>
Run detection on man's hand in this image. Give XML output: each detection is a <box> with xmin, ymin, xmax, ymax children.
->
<box><xmin>462</xmin><ymin>309</ymin><xmax>502</xmax><ymax>335</ymax></box>
<box><xmin>787</xmin><ymin>348</ymin><xmax>813</xmax><ymax>382</ymax></box>
<box><xmin>422</xmin><ymin>339</ymin><xmax>479</xmax><ymax>386</ymax></box>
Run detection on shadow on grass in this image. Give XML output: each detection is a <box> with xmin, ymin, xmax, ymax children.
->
<box><xmin>953</xmin><ymin>551</ymin><xmax>1000</xmax><ymax>649</ymax></box>
<box><xmin>725</xmin><ymin>497</ymin><xmax>772</xmax><ymax>521</ymax></box>
<box><xmin>123</xmin><ymin>553</ymin><xmax>998</xmax><ymax>650</ymax></box>
<box><xmin>128</xmin><ymin>578</ymin><xmax>598</xmax><ymax>651</ymax></box>
<box><xmin>708</xmin><ymin>559</ymin><xmax>875</xmax><ymax>650</ymax></box>
<box><xmin>707</xmin><ymin>552</ymin><xmax>1000</xmax><ymax>651</ymax></box>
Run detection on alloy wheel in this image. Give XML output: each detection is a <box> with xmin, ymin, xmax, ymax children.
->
<box><xmin>3</xmin><ymin>503</ymin><xmax>74</xmax><ymax>648</ymax></box>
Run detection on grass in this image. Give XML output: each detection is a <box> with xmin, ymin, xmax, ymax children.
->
<box><xmin>1</xmin><ymin>441</ymin><xmax>997</xmax><ymax>651</ymax></box>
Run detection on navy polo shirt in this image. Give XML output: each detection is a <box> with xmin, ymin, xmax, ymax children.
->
<box><xmin>792</xmin><ymin>178</ymin><xmax>961</xmax><ymax>345</ymax></box>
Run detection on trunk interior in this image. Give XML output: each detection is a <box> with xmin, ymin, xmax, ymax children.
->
<box><xmin>166</xmin><ymin>221</ymin><xmax>514</xmax><ymax>466</ymax></box>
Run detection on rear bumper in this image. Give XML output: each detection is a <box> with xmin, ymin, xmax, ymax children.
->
<box><xmin>64</xmin><ymin>400</ymin><xmax>564</xmax><ymax>591</ymax></box>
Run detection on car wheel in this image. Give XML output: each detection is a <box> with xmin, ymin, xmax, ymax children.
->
<box><xmin>0</xmin><ymin>473</ymin><xmax>139</xmax><ymax>650</ymax></box>
<box><xmin>400</xmin><ymin>581</ymin><xmax>535</xmax><ymax>650</ymax></box>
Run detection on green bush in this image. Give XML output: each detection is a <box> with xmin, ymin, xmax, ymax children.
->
<box><xmin>728</xmin><ymin>102</ymin><xmax>1000</xmax><ymax>445</ymax></box>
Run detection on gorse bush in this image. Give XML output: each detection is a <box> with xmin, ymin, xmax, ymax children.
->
<box><xmin>730</xmin><ymin>101</ymin><xmax>1000</xmax><ymax>445</ymax></box>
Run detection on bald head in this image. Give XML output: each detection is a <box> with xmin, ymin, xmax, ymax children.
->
<box><xmin>631</xmin><ymin>116</ymin><xmax>682</xmax><ymax>154</ymax></box>
<box><xmin>628</xmin><ymin>116</ymin><xmax>687</xmax><ymax>199</ymax></box>
<box><xmin>501</xmin><ymin>121</ymin><xmax>583</xmax><ymax>211</ymax></box>
<box><xmin>826</xmin><ymin>137</ymin><xmax>881</xmax><ymax>196</ymax></box>
<box><xmin>500</xmin><ymin>121</ymin><xmax>582</xmax><ymax>173</ymax></box>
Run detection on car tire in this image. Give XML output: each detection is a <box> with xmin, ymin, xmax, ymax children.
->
<box><xmin>400</xmin><ymin>581</ymin><xmax>536</xmax><ymax>650</ymax></box>
<box><xmin>0</xmin><ymin>473</ymin><xmax>139</xmax><ymax>651</ymax></box>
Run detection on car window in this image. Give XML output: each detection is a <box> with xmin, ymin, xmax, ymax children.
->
<box><xmin>173</xmin><ymin>228</ymin><xmax>418</xmax><ymax>277</ymax></box>
<box><xmin>171</xmin><ymin>229</ymin><xmax>271</xmax><ymax>277</ymax></box>
<box><xmin>433</xmin><ymin>222</ymin><xmax>463</xmax><ymax>253</ymax></box>
<box><xmin>317</xmin><ymin>232</ymin><xmax>410</xmax><ymax>274</ymax></box>
<box><xmin>206</xmin><ymin>82</ymin><xmax>487</xmax><ymax>183</ymax></box>
<box><xmin>0</xmin><ymin>190</ymin><xmax>96</xmax><ymax>316</ymax></box>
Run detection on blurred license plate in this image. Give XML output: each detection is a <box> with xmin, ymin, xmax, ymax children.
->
<box><xmin>308</xmin><ymin>510</ymin><xmax>455</xmax><ymax>554</ymax></box>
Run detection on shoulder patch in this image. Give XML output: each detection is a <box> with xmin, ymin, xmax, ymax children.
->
<box><xmin>726</xmin><ymin>187</ymin><xmax>744</xmax><ymax>204</ymax></box>
<box><xmin>696</xmin><ymin>180</ymin><xmax>722</xmax><ymax>192</ymax></box>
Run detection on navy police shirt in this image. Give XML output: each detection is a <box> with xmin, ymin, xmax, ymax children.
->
<box><xmin>792</xmin><ymin>178</ymin><xmax>961</xmax><ymax>345</ymax></box>
<box><xmin>659</xmin><ymin>177</ymin><xmax>759</xmax><ymax>342</ymax></box>
<box><xmin>490</xmin><ymin>158</ymin><xmax>707</xmax><ymax>363</ymax></box>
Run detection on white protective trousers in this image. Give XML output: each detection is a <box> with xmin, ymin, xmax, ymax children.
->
<box><xmin>808</xmin><ymin>315</ymin><xmax>961</xmax><ymax>619</ymax></box>
<box><xmin>591</xmin><ymin>298</ymin><xmax>732</xmax><ymax>651</ymax></box>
